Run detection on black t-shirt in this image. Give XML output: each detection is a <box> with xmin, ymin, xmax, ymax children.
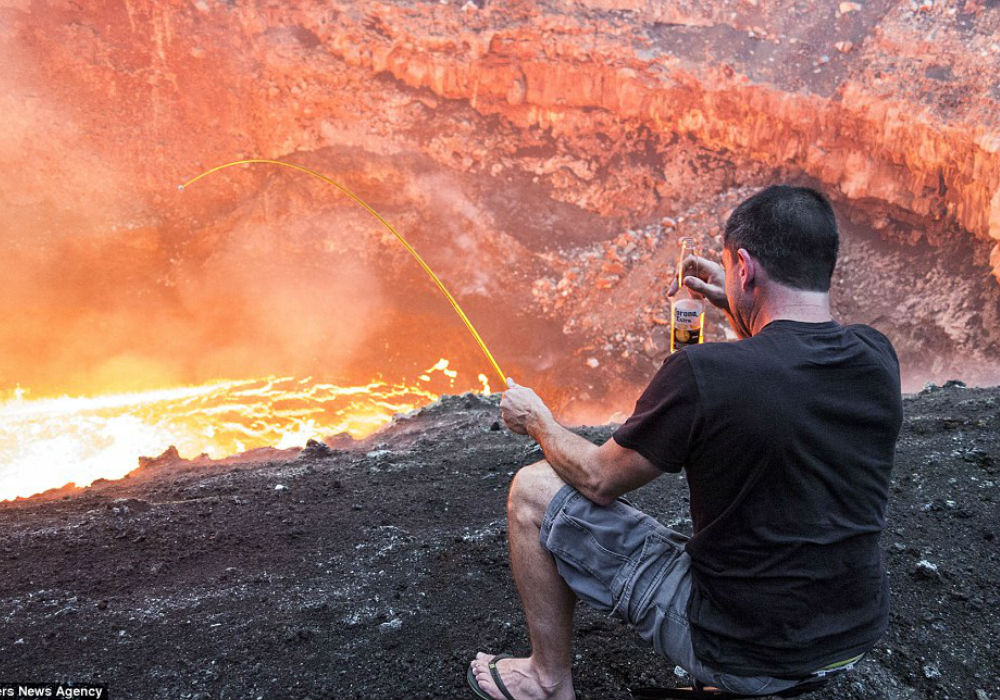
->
<box><xmin>614</xmin><ymin>320</ymin><xmax>902</xmax><ymax>677</ymax></box>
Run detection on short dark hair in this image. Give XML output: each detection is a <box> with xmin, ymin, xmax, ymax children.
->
<box><xmin>723</xmin><ymin>185</ymin><xmax>839</xmax><ymax>291</ymax></box>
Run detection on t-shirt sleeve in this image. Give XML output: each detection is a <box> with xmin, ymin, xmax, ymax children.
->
<box><xmin>612</xmin><ymin>351</ymin><xmax>699</xmax><ymax>473</ymax></box>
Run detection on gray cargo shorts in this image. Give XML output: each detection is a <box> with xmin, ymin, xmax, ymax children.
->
<box><xmin>539</xmin><ymin>484</ymin><xmax>804</xmax><ymax>696</ymax></box>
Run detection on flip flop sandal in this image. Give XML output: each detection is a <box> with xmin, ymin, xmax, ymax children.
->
<box><xmin>467</xmin><ymin>653</ymin><xmax>517</xmax><ymax>700</ymax></box>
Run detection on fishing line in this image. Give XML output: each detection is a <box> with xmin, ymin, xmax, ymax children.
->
<box><xmin>179</xmin><ymin>159</ymin><xmax>506</xmax><ymax>385</ymax></box>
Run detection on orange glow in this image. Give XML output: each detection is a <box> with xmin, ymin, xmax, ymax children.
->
<box><xmin>0</xmin><ymin>360</ymin><xmax>481</xmax><ymax>501</ymax></box>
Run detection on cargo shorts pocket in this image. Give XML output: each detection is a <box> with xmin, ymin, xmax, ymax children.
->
<box><xmin>623</xmin><ymin>533</ymin><xmax>686</xmax><ymax>626</ymax></box>
<box><xmin>542</xmin><ymin>510</ymin><xmax>636</xmax><ymax>613</ymax></box>
<box><xmin>539</xmin><ymin>486</ymin><xmax>690</xmax><ymax>623</ymax></box>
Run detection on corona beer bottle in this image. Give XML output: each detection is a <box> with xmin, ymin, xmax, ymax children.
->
<box><xmin>670</xmin><ymin>237</ymin><xmax>705</xmax><ymax>352</ymax></box>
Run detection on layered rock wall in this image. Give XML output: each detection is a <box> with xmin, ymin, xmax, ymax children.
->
<box><xmin>5</xmin><ymin>0</ymin><xmax>998</xmax><ymax>277</ymax></box>
<box><xmin>285</xmin><ymin>0</ymin><xmax>1000</xmax><ymax>279</ymax></box>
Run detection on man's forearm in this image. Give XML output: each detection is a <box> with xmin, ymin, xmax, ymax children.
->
<box><xmin>527</xmin><ymin>413</ymin><xmax>604</xmax><ymax>501</ymax></box>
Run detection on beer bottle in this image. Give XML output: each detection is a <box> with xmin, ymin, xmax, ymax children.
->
<box><xmin>670</xmin><ymin>237</ymin><xmax>705</xmax><ymax>352</ymax></box>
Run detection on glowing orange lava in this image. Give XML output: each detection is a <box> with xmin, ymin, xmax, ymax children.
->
<box><xmin>0</xmin><ymin>359</ymin><xmax>488</xmax><ymax>501</ymax></box>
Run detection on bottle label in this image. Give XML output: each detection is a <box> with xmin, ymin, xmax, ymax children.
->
<box><xmin>673</xmin><ymin>325</ymin><xmax>701</xmax><ymax>346</ymax></box>
<box><xmin>671</xmin><ymin>304</ymin><xmax>703</xmax><ymax>349</ymax></box>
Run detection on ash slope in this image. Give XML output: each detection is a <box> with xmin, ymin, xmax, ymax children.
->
<box><xmin>1</xmin><ymin>387</ymin><xmax>998</xmax><ymax>700</ymax></box>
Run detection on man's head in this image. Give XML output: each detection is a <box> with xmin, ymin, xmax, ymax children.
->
<box><xmin>723</xmin><ymin>185</ymin><xmax>839</xmax><ymax>292</ymax></box>
<box><xmin>720</xmin><ymin>185</ymin><xmax>838</xmax><ymax>336</ymax></box>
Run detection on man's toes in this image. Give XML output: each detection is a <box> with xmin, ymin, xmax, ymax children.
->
<box><xmin>470</xmin><ymin>653</ymin><xmax>489</xmax><ymax>673</ymax></box>
<box><xmin>472</xmin><ymin>668</ymin><xmax>500</xmax><ymax>700</ymax></box>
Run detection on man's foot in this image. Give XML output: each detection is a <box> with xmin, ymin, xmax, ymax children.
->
<box><xmin>468</xmin><ymin>652</ymin><xmax>575</xmax><ymax>700</ymax></box>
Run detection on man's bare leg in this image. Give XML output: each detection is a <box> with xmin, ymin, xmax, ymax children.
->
<box><xmin>470</xmin><ymin>460</ymin><xmax>577</xmax><ymax>700</ymax></box>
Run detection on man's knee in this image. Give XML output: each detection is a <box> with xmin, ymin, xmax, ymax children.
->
<box><xmin>508</xmin><ymin>459</ymin><xmax>566</xmax><ymax>526</ymax></box>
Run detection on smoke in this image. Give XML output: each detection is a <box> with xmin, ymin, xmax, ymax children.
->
<box><xmin>1</xmin><ymin>189</ymin><xmax>386</xmax><ymax>397</ymax></box>
<box><xmin>170</xmin><ymin>211</ymin><xmax>385</xmax><ymax>384</ymax></box>
<box><xmin>0</xmin><ymin>59</ymin><xmax>376</xmax><ymax>398</ymax></box>
<box><xmin>0</xmin><ymin>4</ymin><xmax>520</xmax><ymax>404</ymax></box>
<box><xmin>0</xmin><ymin>26</ymin><xmax>158</xmax><ymax>396</ymax></box>
<box><xmin>0</xmin><ymin>2</ymin><xmax>402</xmax><ymax>399</ymax></box>
<box><xmin>404</xmin><ymin>172</ymin><xmax>527</xmax><ymax>297</ymax></box>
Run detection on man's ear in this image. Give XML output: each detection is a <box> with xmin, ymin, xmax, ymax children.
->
<box><xmin>737</xmin><ymin>248</ymin><xmax>755</xmax><ymax>290</ymax></box>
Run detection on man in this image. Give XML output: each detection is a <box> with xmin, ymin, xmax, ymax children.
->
<box><xmin>468</xmin><ymin>185</ymin><xmax>903</xmax><ymax>700</ymax></box>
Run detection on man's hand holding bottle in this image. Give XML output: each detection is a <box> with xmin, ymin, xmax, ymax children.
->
<box><xmin>668</xmin><ymin>253</ymin><xmax>730</xmax><ymax>314</ymax></box>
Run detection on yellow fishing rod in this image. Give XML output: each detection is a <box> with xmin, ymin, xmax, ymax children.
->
<box><xmin>179</xmin><ymin>159</ymin><xmax>507</xmax><ymax>386</ymax></box>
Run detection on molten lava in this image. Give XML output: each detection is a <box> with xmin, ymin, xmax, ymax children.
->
<box><xmin>0</xmin><ymin>360</ymin><xmax>486</xmax><ymax>501</ymax></box>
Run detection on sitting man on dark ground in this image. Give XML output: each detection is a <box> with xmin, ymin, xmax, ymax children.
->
<box><xmin>468</xmin><ymin>185</ymin><xmax>903</xmax><ymax>700</ymax></box>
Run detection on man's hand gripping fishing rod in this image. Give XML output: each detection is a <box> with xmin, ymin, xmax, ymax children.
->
<box><xmin>500</xmin><ymin>378</ymin><xmax>659</xmax><ymax>507</ymax></box>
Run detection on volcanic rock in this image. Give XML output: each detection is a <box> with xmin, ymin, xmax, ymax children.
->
<box><xmin>136</xmin><ymin>446</ymin><xmax>183</xmax><ymax>470</ymax></box>
<box><xmin>912</xmin><ymin>559</ymin><xmax>942</xmax><ymax>580</ymax></box>
<box><xmin>299</xmin><ymin>438</ymin><xmax>335</xmax><ymax>460</ymax></box>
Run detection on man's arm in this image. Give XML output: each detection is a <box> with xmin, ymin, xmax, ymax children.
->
<box><xmin>501</xmin><ymin>379</ymin><xmax>661</xmax><ymax>506</ymax></box>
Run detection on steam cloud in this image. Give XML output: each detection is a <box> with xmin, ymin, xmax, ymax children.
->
<box><xmin>0</xmin><ymin>33</ymin><xmax>383</xmax><ymax>398</ymax></box>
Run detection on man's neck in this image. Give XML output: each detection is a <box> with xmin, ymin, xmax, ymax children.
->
<box><xmin>749</xmin><ymin>288</ymin><xmax>832</xmax><ymax>336</ymax></box>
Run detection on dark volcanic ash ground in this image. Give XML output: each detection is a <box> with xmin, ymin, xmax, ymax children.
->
<box><xmin>1</xmin><ymin>385</ymin><xmax>999</xmax><ymax>700</ymax></box>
